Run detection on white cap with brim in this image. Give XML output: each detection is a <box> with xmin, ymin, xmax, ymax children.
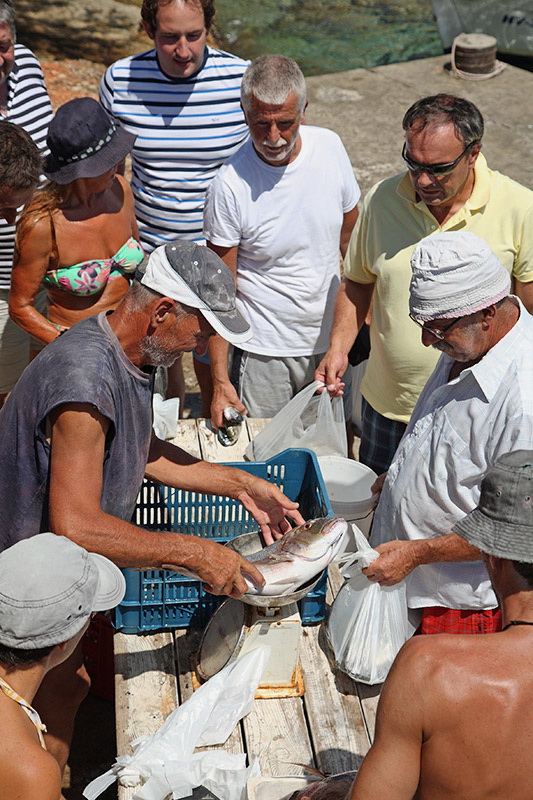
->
<box><xmin>0</xmin><ymin>534</ymin><xmax>126</xmax><ymax>650</ymax></box>
<box><xmin>139</xmin><ymin>243</ymin><xmax>253</xmax><ymax>346</ymax></box>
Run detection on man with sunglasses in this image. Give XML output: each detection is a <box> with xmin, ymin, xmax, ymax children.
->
<box><xmin>316</xmin><ymin>93</ymin><xmax>533</xmax><ymax>474</ymax></box>
<box><xmin>361</xmin><ymin>230</ymin><xmax>533</xmax><ymax>637</ymax></box>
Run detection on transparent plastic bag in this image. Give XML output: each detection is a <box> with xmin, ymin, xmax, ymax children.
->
<box><xmin>245</xmin><ymin>380</ymin><xmax>346</xmax><ymax>461</ymax></box>
<box><xmin>152</xmin><ymin>392</ymin><xmax>180</xmax><ymax>441</ymax></box>
<box><xmin>327</xmin><ymin>525</ymin><xmax>409</xmax><ymax>685</ymax></box>
<box><xmin>83</xmin><ymin>647</ymin><xmax>269</xmax><ymax>800</ymax></box>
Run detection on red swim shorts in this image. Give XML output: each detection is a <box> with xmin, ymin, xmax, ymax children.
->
<box><xmin>418</xmin><ymin>606</ymin><xmax>502</xmax><ymax>635</ymax></box>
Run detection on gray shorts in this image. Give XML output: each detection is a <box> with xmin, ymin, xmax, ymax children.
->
<box><xmin>230</xmin><ymin>349</ymin><xmax>352</xmax><ymax>420</ymax></box>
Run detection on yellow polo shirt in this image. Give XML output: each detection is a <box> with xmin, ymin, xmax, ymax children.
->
<box><xmin>344</xmin><ymin>154</ymin><xmax>533</xmax><ymax>423</ymax></box>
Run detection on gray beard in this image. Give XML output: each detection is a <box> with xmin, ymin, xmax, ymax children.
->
<box><xmin>138</xmin><ymin>336</ymin><xmax>182</xmax><ymax>368</ymax></box>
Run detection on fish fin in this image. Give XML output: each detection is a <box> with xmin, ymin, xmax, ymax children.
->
<box><xmin>161</xmin><ymin>563</ymin><xmax>202</xmax><ymax>581</ymax></box>
<box><xmin>289</xmin><ymin>764</ymin><xmax>326</xmax><ymax>778</ymax></box>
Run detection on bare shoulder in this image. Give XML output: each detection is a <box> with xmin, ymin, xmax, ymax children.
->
<box><xmin>389</xmin><ymin>632</ymin><xmax>509</xmax><ymax>712</ymax></box>
<box><xmin>0</xmin><ymin>743</ymin><xmax>61</xmax><ymax>800</ymax></box>
<box><xmin>14</xmin><ymin>211</ymin><xmax>55</xmax><ymax>264</ymax></box>
<box><xmin>383</xmin><ymin>633</ymin><xmax>493</xmax><ymax>697</ymax></box>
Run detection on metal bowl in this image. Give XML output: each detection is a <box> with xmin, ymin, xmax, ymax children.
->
<box><xmin>225</xmin><ymin>532</ymin><xmax>321</xmax><ymax>608</ymax></box>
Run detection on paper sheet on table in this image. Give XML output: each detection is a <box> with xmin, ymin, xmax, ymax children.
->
<box><xmin>83</xmin><ymin>646</ymin><xmax>269</xmax><ymax>800</ymax></box>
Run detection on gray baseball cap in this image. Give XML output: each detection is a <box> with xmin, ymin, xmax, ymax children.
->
<box><xmin>138</xmin><ymin>241</ymin><xmax>252</xmax><ymax>345</ymax></box>
<box><xmin>453</xmin><ymin>450</ymin><xmax>533</xmax><ymax>563</ymax></box>
<box><xmin>0</xmin><ymin>533</ymin><xmax>126</xmax><ymax>649</ymax></box>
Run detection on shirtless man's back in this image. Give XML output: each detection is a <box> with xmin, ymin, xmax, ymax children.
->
<box><xmin>352</xmin><ymin>631</ymin><xmax>533</xmax><ymax>800</ymax></box>
<box><xmin>351</xmin><ymin>450</ymin><xmax>533</xmax><ymax>800</ymax></box>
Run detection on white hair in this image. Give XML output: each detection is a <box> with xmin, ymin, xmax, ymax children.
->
<box><xmin>241</xmin><ymin>54</ymin><xmax>306</xmax><ymax>114</ymax></box>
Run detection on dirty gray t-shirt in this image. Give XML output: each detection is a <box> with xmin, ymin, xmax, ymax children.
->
<box><xmin>0</xmin><ymin>312</ymin><xmax>154</xmax><ymax>550</ymax></box>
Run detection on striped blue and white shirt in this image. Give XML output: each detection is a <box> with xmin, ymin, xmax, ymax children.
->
<box><xmin>100</xmin><ymin>45</ymin><xmax>250</xmax><ymax>252</ymax></box>
<box><xmin>0</xmin><ymin>44</ymin><xmax>52</xmax><ymax>289</ymax></box>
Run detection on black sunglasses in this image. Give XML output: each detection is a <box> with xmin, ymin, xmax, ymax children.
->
<box><xmin>409</xmin><ymin>312</ymin><xmax>462</xmax><ymax>341</ymax></box>
<box><xmin>401</xmin><ymin>141</ymin><xmax>477</xmax><ymax>177</ymax></box>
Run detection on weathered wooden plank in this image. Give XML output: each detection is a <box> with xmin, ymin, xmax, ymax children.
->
<box><xmin>169</xmin><ymin>418</ymin><xmax>202</xmax><ymax>458</ymax></box>
<box><xmin>355</xmin><ymin>682</ymin><xmax>382</xmax><ymax>743</ymax></box>
<box><xmin>197</xmin><ymin>417</ymin><xmax>251</xmax><ymax>463</ymax></box>
<box><xmin>243</xmin><ymin>696</ymin><xmax>315</xmax><ymax>777</ymax></box>
<box><xmin>300</xmin><ymin>625</ymin><xmax>370</xmax><ymax>774</ymax></box>
<box><xmin>174</xmin><ymin>628</ymin><xmax>245</xmax><ymax>755</ymax></box>
<box><xmin>245</xmin><ymin>418</ymin><xmax>270</xmax><ymax>444</ymax></box>
<box><xmin>327</xmin><ymin>563</ymin><xmax>345</xmax><ymax>600</ymax></box>
<box><xmin>114</xmin><ymin>631</ymin><xmax>178</xmax><ymax>800</ymax></box>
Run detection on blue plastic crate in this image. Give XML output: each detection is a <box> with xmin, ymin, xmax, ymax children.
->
<box><xmin>115</xmin><ymin>448</ymin><xmax>332</xmax><ymax>633</ymax></box>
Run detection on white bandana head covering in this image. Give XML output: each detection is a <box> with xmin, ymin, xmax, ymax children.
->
<box><xmin>409</xmin><ymin>231</ymin><xmax>511</xmax><ymax>321</ymax></box>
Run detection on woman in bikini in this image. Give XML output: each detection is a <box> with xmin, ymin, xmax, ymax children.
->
<box><xmin>9</xmin><ymin>96</ymin><xmax>144</xmax><ymax>352</ymax></box>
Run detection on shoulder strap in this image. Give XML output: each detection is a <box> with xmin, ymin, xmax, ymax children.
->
<box><xmin>47</xmin><ymin>210</ymin><xmax>60</xmax><ymax>269</ymax></box>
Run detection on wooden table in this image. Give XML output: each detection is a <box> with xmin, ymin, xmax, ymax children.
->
<box><xmin>114</xmin><ymin>418</ymin><xmax>379</xmax><ymax>799</ymax></box>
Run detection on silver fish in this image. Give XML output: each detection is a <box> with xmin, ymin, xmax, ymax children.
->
<box><xmin>242</xmin><ymin>517</ymin><xmax>347</xmax><ymax>596</ymax></box>
<box><xmin>163</xmin><ymin>517</ymin><xmax>347</xmax><ymax>597</ymax></box>
<box><xmin>216</xmin><ymin>406</ymin><xmax>243</xmax><ymax>446</ymax></box>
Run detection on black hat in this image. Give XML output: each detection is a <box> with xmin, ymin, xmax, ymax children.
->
<box><xmin>44</xmin><ymin>97</ymin><xmax>136</xmax><ymax>185</ymax></box>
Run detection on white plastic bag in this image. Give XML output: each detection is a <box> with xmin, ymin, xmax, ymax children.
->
<box><xmin>327</xmin><ymin>525</ymin><xmax>409</xmax><ymax>685</ymax></box>
<box><xmin>152</xmin><ymin>392</ymin><xmax>180</xmax><ymax>441</ymax></box>
<box><xmin>245</xmin><ymin>380</ymin><xmax>346</xmax><ymax>461</ymax></box>
<box><xmin>83</xmin><ymin>647</ymin><xmax>269</xmax><ymax>800</ymax></box>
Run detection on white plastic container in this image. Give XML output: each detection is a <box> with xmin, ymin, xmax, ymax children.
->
<box><xmin>318</xmin><ymin>456</ymin><xmax>377</xmax><ymax>546</ymax></box>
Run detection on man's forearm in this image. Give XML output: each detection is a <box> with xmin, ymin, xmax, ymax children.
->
<box><xmin>209</xmin><ymin>333</ymin><xmax>231</xmax><ymax>385</ymax></box>
<box><xmin>367</xmin><ymin>533</ymin><xmax>483</xmax><ymax>585</ymax></box>
<box><xmin>329</xmin><ymin>278</ymin><xmax>373</xmax><ymax>355</ymax></box>
<box><xmin>413</xmin><ymin>533</ymin><xmax>482</xmax><ymax>566</ymax></box>
<box><xmin>146</xmin><ymin>436</ymin><xmax>254</xmax><ymax>499</ymax></box>
<box><xmin>50</xmin><ymin>496</ymin><xmax>216</xmax><ymax>570</ymax></box>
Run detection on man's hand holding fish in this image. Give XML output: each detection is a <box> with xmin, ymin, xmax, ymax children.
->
<box><xmin>235</xmin><ymin>477</ymin><xmax>305</xmax><ymax>545</ymax></box>
<box><xmin>164</xmin><ymin>517</ymin><xmax>347</xmax><ymax>598</ymax></box>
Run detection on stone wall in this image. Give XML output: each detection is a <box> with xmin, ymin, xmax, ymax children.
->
<box><xmin>14</xmin><ymin>0</ymin><xmax>150</xmax><ymax>64</ymax></box>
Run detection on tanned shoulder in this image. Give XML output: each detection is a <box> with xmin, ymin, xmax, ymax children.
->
<box><xmin>1</xmin><ymin>746</ymin><xmax>61</xmax><ymax>800</ymax></box>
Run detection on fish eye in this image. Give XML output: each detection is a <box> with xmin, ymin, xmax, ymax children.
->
<box><xmin>304</xmin><ymin>522</ymin><xmax>313</xmax><ymax>529</ymax></box>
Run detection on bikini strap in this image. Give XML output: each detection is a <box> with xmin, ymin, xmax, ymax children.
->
<box><xmin>0</xmin><ymin>675</ymin><xmax>47</xmax><ymax>749</ymax></box>
<box><xmin>48</xmin><ymin>210</ymin><xmax>60</xmax><ymax>270</ymax></box>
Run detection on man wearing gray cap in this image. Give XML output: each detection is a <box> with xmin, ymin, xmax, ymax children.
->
<box><xmin>362</xmin><ymin>230</ymin><xmax>533</xmax><ymax>636</ymax></box>
<box><xmin>350</xmin><ymin>450</ymin><xmax>533</xmax><ymax>800</ymax></box>
<box><xmin>0</xmin><ymin>533</ymin><xmax>125</xmax><ymax>800</ymax></box>
<box><xmin>0</xmin><ymin>239</ymin><xmax>303</xmax><ymax>770</ymax></box>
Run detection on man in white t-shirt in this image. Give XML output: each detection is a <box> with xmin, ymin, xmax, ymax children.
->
<box><xmin>203</xmin><ymin>54</ymin><xmax>360</xmax><ymax>439</ymax></box>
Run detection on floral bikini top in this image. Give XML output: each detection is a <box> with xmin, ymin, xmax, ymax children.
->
<box><xmin>43</xmin><ymin>235</ymin><xmax>145</xmax><ymax>297</ymax></box>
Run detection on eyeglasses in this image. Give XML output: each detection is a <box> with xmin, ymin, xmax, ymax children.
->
<box><xmin>409</xmin><ymin>312</ymin><xmax>463</xmax><ymax>341</ymax></box>
<box><xmin>401</xmin><ymin>141</ymin><xmax>477</xmax><ymax>177</ymax></box>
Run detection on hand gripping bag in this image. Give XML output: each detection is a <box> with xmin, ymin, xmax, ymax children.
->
<box><xmin>245</xmin><ymin>380</ymin><xmax>346</xmax><ymax>461</ymax></box>
<box><xmin>327</xmin><ymin>524</ymin><xmax>409</xmax><ymax>684</ymax></box>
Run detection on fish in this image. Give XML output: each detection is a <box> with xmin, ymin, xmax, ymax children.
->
<box><xmin>241</xmin><ymin>516</ymin><xmax>347</xmax><ymax>596</ymax></box>
<box><xmin>163</xmin><ymin>517</ymin><xmax>347</xmax><ymax>597</ymax></box>
<box><xmin>216</xmin><ymin>406</ymin><xmax>244</xmax><ymax>446</ymax></box>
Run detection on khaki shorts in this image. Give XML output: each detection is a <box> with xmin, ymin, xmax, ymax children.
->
<box><xmin>230</xmin><ymin>349</ymin><xmax>353</xmax><ymax>420</ymax></box>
